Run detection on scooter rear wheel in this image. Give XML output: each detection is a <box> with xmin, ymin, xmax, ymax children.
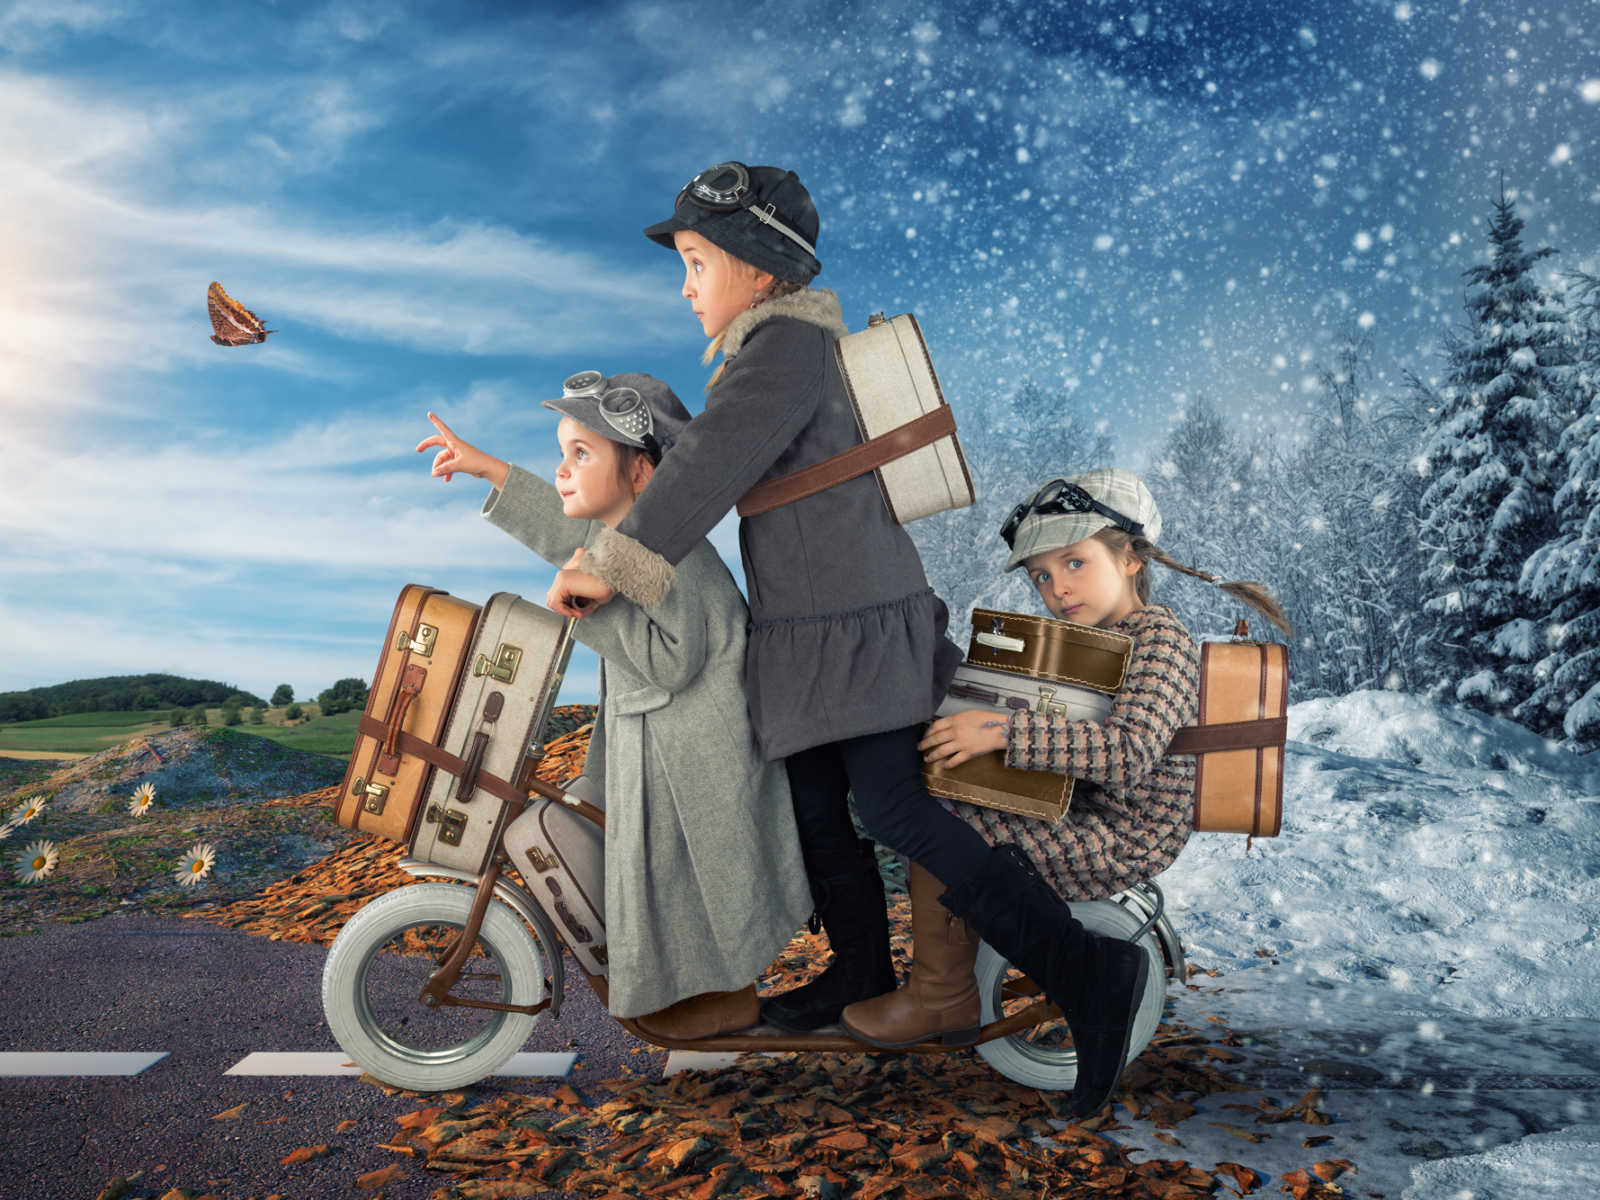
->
<box><xmin>973</xmin><ymin>899</ymin><xmax>1165</xmax><ymax>1092</ymax></box>
<box><xmin>322</xmin><ymin>883</ymin><xmax>547</xmax><ymax>1092</ymax></box>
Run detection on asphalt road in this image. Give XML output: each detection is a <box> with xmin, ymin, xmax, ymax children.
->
<box><xmin>0</xmin><ymin>911</ymin><xmax>643</xmax><ymax>1200</ymax></box>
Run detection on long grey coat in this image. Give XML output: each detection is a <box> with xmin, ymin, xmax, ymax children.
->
<box><xmin>580</xmin><ymin>288</ymin><xmax>964</xmax><ymax>761</ymax></box>
<box><xmin>482</xmin><ymin>465</ymin><xmax>812</xmax><ymax>1018</ymax></box>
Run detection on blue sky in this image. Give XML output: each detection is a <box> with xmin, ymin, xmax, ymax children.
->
<box><xmin>1</xmin><ymin>0</ymin><xmax>1596</xmax><ymax>704</ymax></box>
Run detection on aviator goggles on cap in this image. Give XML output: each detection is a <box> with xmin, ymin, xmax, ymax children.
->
<box><xmin>999</xmin><ymin>478</ymin><xmax>1146</xmax><ymax>548</ymax></box>
<box><xmin>680</xmin><ymin>161</ymin><xmax>817</xmax><ymax>258</ymax></box>
<box><xmin>562</xmin><ymin>370</ymin><xmax>663</xmax><ymax>463</ymax></box>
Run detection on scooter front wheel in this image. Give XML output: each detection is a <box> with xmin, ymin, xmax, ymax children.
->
<box><xmin>322</xmin><ymin>883</ymin><xmax>547</xmax><ymax>1092</ymax></box>
<box><xmin>973</xmin><ymin>899</ymin><xmax>1165</xmax><ymax>1092</ymax></box>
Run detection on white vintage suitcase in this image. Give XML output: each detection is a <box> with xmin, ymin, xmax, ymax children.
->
<box><xmin>837</xmin><ymin>313</ymin><xmax>975</xmax><ymax>523</ymax></box>
<box><xmin>501</xmin><ymin>775</ymin><xmax>610</xmax><ymax>978</ymax></box>
<box><xmin>924</xmin><ymin>662</ymin><xmax>1115</xmax><ymax>823</ymax></box>
<box><xmin>735</xmin><ymin>312</ymin><xmax>975</xmax><ymax>523</ymax></box>
<box><xmin>409</xmin><ymin>594</ymin><xmax>574</xmax><ymax>874</ymax></box>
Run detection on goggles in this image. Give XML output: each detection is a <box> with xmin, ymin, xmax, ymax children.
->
<box><xmin>999</xmin><ymin>478</ymin><xmax>1146</xmax><ymax>548</ymax></box>
<box><xmin>679</xmin><ymin>161</ymin><xmax>817</xmax><ymax>258</ymax></box>
<box><xmin>562</xmin><ymin>370</ymin><xmax>662</xmax><ymax>463</ymax></box>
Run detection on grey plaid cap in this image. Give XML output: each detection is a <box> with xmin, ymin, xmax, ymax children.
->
<box><xmin>1003</xmin><ymin>468</ymin><xmax>1163</xmax><ymax>571</ymax></box>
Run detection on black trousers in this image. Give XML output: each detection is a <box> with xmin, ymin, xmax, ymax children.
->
<box><xmin>783</xmin><ymin>723</ymin><xmax>993</xmax><ymax>890</ymax></box>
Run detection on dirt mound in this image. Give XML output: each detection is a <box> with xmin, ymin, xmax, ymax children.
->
<box><xmin>17</xmin><ymin>726</ymin><xmax>342</xmax><ymax>817</ymax></box>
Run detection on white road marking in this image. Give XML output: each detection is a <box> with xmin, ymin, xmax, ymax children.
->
<box><xmin>0</xmin><ymin>1052</ymin><xmax>168</xmax><ymax>1076</ymax></box>
<box><xmin>662</xmin><ymin>1051</ymin><xmax>743</xmax><ymax>1076</ymax></box>
<box><xmin>224</xmin><ymin>1051</ymin><xmax>577</xmax><ymax>1076</ymax></box>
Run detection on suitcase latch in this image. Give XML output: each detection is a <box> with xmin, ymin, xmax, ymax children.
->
<box><xmin>395</xmin><ymin>622</ymin><xmax>438</xmax><ymax>657</ymax></box>
<box><xmin>524</xmin><ymin>846</ymin><xmax>559</xmax><ymax>873</ymax></box>
<box><xmin>353</xmin><ymin>777</ymin><xmax>389</xmax><ymax>815</ymax></box>
<box><xmin>1035</xmin><ymin>687</ymin><xmax>1068</xmax><ymax>717</ymax></box>
<box><xmin>473</xmin><ymin>642</ymin><xmax>523</xmax><ymax>685</ymax></box>
<box><xmin>425</xmin><ymin>803</ymin><xmax>468</xmax><ymax>846</ymax></box>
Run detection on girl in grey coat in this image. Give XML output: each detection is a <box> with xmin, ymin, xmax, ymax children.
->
<box><xmin>549</xmin><ymin>162</ymin><xmax>1190</xmax><ymax>1120</ymax></box>
<box><xmin>416</xmin><ymin>372</ymin><xmax>811</xmax><ymax>1040</ymax></box>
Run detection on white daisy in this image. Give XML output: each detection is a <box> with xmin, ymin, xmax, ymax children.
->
<box><xmin>0</xmin><ymin>821</ymin><xmax>17</xmax><ymax>843</ymax></box>
<box><xmin>11</xmin><ymin>796</ymin><xmax>47</xmax><ymax>825</ymax></box>
<box><xmin>17</xmin><ymin>840</ymin><xmax>59</xmax><ymax>883</ymax></box>
<box><xmin>129</xmin><ymin>782</ymin><xmax>156</xmax><ymax>817</ymax></box>
<box><xmin>175</xmin><ymin>842</ymin><xmax>217</xmax><ymax>887</ymax></box>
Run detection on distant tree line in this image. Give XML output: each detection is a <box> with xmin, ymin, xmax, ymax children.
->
<box><xmin>914</xmin><ymin>182</ymin><xmax>1600</xmax><ymax>752</ymax></box>
<box><xmin>0</xmin><ymin>674</ymin><xmax>371</xmax><ymax>725</ymax></box>
<box><xmin>0</xmin><ymin>674</ymin><xmax>265</xmax><ymax>723</ymax></box>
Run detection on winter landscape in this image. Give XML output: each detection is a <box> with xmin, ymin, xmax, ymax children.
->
<box><xmin>3</xmin><ymin>2</ymin><xmax>1599</xmax><ymax>1197</ymax></box>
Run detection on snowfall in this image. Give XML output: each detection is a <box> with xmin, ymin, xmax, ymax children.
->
<box><xmin>1127</xmin><ymin>689</ymin><xmax>1600</xmax><ymax>1197</ymax></box>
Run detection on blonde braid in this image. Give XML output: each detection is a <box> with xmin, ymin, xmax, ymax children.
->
<box><xmin>1095</xmin><ymin>529</ymin><xmax>1294</xmax><ymax>636</ymax></box>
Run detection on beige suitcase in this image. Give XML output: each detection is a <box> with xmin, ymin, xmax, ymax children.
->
<box><xmin>501</xmin><ymin>775</ymin><xmax>610</xmax><ymax>978</ymax></box>
<box><xmin>736</xmin><ymin>312</ymin><xmax>974</xmax><ymax>523</ymax></box>
<box><xmin>409</xmin><ymin>594</ymin><xmax>575</xmax><ymax>874</ymax></box>
<box><xmin>1165</xmin><ymin>622</ymin><xmax>1289</xmax><ymax>838</ymax></box>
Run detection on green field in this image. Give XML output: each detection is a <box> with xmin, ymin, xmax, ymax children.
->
<box><xmin>0</xmin><ymin>707</ymin><xmax>357</xmax><ymax>760</ymax></box>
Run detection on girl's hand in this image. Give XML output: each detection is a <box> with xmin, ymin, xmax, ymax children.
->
<box><xmin>548</xmin><ymin>563</ymin><xmax>615</xmax><ymax>618</ymax></box>
<box><xmin>416</xmin><ymin>412</ymin><xmax>508</xmax><ymax>488</ymax></box>
<box><xmin>919</xmin><ymin>709</ymin><xmax>1009</xmax><ymax>769</ymax></box>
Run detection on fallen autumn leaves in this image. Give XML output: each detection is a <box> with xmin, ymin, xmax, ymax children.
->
<box><xmin>173</xmin><ymin>707</ymin><xmax>1359</xmax><ymax>1200</ymax></box>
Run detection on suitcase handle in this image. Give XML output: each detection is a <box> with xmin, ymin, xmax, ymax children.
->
<box><xmin>974</xmin><ymin>630</ymin><xmax>1026</xmax><ymax>653</ymax></box>
<box><xmin>455</xmin><ymin>692</ymin><xmax>504</xmax><ymax>804</ymax></box>
<box><xmin>947</xmin><ymin>682</ymin><xmax>1031</xmax><ymax>710</ymax></box>
<box><xmin>379</xmin><ymin>666</ymin><xmax>426</xmax><ymax>771</ymax></box>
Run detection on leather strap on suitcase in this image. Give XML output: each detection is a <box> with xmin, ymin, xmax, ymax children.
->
<box><xmin>356</xmin><ymin>715</ymin><xmax>607</xmax><ymax>829</ymax></box>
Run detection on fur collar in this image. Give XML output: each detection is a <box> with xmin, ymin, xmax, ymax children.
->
<box><xmin>722</xmin><ymin>288</ymin><xmax>848</xmax><ymax>359</ymax></box>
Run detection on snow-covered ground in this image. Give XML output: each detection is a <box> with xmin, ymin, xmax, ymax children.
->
<box><xmin>1126</xmin><ymin>690</ymin><xmax>1600</xmax><ymax>1197</ymax></box>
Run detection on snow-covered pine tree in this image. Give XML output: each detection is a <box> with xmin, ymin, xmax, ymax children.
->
<box><xmin>1414</xmin><ymin>185</ymin><xmax>1572</xmax><ymax>721</ymax></box>
<box><xmin>1284</xmin><ymin>333</ymin><xmax>1431</xmax><ymax>698</ymax></box>
<box><xmin>1520</xmin><ymin>270</ymin><xmax>1600</xmax><ymax>747</ymax></box>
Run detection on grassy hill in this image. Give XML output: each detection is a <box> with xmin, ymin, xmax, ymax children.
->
<box><xmin>0</xmin><ymin>706</ymin><xmax>356</xmax><ymax>761</ymax></box>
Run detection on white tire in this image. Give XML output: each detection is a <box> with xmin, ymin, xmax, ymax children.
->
<box><xmin>973</xmin><ymin>899</ymin><xmax>1166</xmax><ymax>1092</ymax></box>
<box><xmin>322</xmin><ymin>883</ymin><xmax>547</xmax><ymax>1092</ymax></box>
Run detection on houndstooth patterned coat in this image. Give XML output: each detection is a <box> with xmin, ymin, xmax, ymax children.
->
<box><xmin>946</xmin><ymin>604</ymin><xmax>1200</xmax><ymax>902</ymax></box>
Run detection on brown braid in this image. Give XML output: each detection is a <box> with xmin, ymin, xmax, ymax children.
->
<box><xmin>1093</xmin><ymin>529</ymin><xmax>1294</xmax><ymax>636</ymax></box>
<box><xmin>704</xmin><ymin>274</ymin><xmax>806</xmax><ymax>389</ymax></box>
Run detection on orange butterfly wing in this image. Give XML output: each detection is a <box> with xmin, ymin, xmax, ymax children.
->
<box><xmin>207</xmin><ymin>281</ymin><xmax>276</xmax><ymax>346</ymax></box>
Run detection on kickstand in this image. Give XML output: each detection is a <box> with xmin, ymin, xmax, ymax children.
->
<box><xmin>418</xmin><ymin>857</ymin><xmax>503</xmax><ymax>1008</ymax></box>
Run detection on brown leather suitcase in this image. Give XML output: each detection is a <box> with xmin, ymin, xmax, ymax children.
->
<box><xmin>1166</xmin><ymin>622</ymin><xmax>1289</xmax><ymax>838</ymax></box>
<box><xmin>964</xmin><ymin>607</ymin><xmax>1132</xmax><ymax>692</ymax></box>
<box><xmin>924</xmin><ymin>612</ymin><xmax>1133</xmax><ymax>823</ymax></box>
<box><xmin>336</xmin><ymin>584</ymin><xmax>482</xmax><ymax>843</ymax></box>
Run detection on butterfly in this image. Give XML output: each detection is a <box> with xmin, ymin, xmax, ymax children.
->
<box><xmin>207</xmin><ymin>281</ymin><xmax>276</xmax><ymax>346</ymax></box>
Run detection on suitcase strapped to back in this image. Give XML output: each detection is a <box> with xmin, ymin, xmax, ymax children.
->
<box><xmin>736</xmin><ymin>312</ymin><xmax>975</xmax><ymax>524</ymax></box>
<box><xmin>922</xmin><ymin>609</ymin><xmax>1133</xmax><ymax>824</ymax></box>
<box><xmin>1165</xmin><ymin>620</ymin><xmax>1288</xmax><ymax>838</ymax></box>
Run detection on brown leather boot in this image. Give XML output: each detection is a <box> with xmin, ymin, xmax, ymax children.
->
<box><xmin>840</xmin><ymin>862</ymin><xmax>981</xmax><ymax>1048</ymax></box>
<box><xmin>634</xmin><ymin>984</ymin><xmax>759</xmax><ymax>1041</ymax></box>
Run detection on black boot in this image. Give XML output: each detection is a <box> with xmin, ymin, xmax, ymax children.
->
<box><xmin>760</xmin><ymin>838</ymin><xmax>897</xmax><ymax>1032</ymax></box>
<box><xmin>939</xmin><ymin>845</ymin><xmax>1148</xmax><ymax>1119</ymax></box>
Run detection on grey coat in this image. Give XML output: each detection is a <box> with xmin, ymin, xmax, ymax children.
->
<box><xmin>481</xmin><ymin>465</ymin><xmax>812</xmax><ymax>1018</ymax></box>
<box><xmin>582</xmin><ymin>288</ymin><xmax>964</xmax><ymax>761</ymax></box>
